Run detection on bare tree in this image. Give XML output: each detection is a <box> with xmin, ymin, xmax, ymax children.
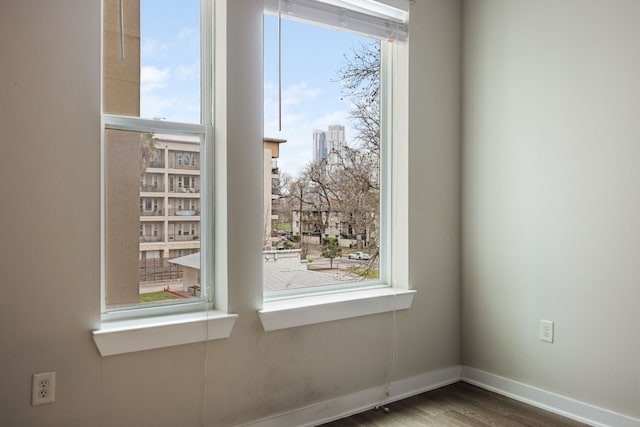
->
<box><xmin>278</xmin><ymin>171</ymin><xmax>293</xmax><ymax>196</ymax></box>
<box><xmin>333</xmin><ymin>41</ymin><xmax>382</xmax><ymax>248</ymax></box>
<box><xmin>273</xmin><ymin>171</ymin><xmax>294</xmax><ymax>227</ymax></box>
<box><xmin>336</xmin><ymin>41</ymin><xmax>381</xmax><ymax>155</ymax></box>
<box><xmin>302</xmin><ymin>161</ymin><xmax>341</xmax><ymax>240</ymax></box>
<box><xmin>283</xmin><ymin>41</ymin><xmax>383</xmax><ymax>257</ymax></box>
<box><xmin>288</xmin><ymin>178</ymin><xmax>313</xmax><ymax>258</ymax></box>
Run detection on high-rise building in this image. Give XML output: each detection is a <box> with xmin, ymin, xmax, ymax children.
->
<box><xmin>312</xmin><ymin>129</ymin><xmax>328</xmax><ymax>164</ymax></box>
<box><xmin>313</xmin><ymin>125</ymin><xmax>346</xmax><ymax>169</ymax></box>
<box><xmin>327</xmin><ymin>124</ymin><xmax>345</xmax><ymax>167</ymax></box>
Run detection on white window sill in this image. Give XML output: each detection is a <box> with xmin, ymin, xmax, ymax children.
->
<box><xmin>258</xmin><ymin>287</ymin><xmax>415</xmax><ymax>331</ymax></box>
<box><xmin>93</xmin><ymin>310</ymin><xmax>237</xmax><ymax>356</ymax></box>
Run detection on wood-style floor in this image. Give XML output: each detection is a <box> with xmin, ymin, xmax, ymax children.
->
<box><xmin>321</xmin><ymin>381</ymin><xmax>588</xmax><ymax>426</ymax></box>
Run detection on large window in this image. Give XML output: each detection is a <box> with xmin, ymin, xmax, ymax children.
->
<box><xmin>262</xmin><ymin>0</ymin><xmax>408</xmax><ymax>298</ymax></box>
<box><xmin>101</xmin><ymin>0</ymin><xmax>212</xmax><ymax>315</ymax></box>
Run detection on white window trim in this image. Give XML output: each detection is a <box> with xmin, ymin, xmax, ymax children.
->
<box><xmin>94</xmin><ymin>0</ymin><xmax>235</xmax><ymax>356</ymax></box>
<box><xmin>259</xmin><ymin>287</ymin><xmax>414</xmax><ymax>331</ymax></box>
<box><xmin>264</xmin><ymin>0</ymin><xmax>409</xmax><ymax>41</ymax></box>
<box><xmin>93</xmin><ymin>310</ymin><xmax>237</xmax><ymax>356</ymax></box>
<box><xmin>259</xmin><ymin>24</ymin><xmax>411</xmax><ymax>330</ymax></box>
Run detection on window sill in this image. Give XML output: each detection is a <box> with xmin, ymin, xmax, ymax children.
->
<box><xmin>92</xmin><ymin>310</ymin><xmax>237</xmax><ymax>356</ymax></box>
<box><xmin>258</xmin><ymin>287</ymin><xmax>415</xmax><ymax>331</ymax></box>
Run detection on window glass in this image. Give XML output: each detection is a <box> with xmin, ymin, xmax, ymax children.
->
<box><xmin>103</xmin><ymin>0</ymin><xmax>201</xmax><ymax>123</ymax></box>
<box><xmin>104</xmin><ymin>129</ymin><xmax>203</xmax><ymax>308</ymax></box>
<box><xmin>102</xmin><ymin>0</ymin><xmax>206</xmax><ymax>310</ymax></box>
<box><xmin>263</xmin><ymin>15</ymin><xmax>383</xmax><ymax>295</ymax></box>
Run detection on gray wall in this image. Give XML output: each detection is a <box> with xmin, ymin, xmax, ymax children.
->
<box><xmin>463</xmin><ymin>0</ymin><xmax>640</xmax><ymax>419</ymax></box>
<box><xmin>0</xmin><ymin>1</ymin><xmax>461</xmax><ymax>426</ymax></box>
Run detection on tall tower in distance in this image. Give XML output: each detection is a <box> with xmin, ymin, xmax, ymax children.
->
<box><xmin>313</xmin><ymin>129</ymin><xmax>328</xmax><ymax>164</ymax></box>
<box><xmin>313</xmin><ymin>125</ymin><xmax>345</xmax><ymax>169</ymax></box>
<box><xmin>327</xmin><ymin>125</ymin><xmax>345</xmax><ymax>167</ymax></box>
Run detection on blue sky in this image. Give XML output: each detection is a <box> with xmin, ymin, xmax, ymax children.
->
<box><xmin>264</xmin><ymin>15</ymin><xmax>376</xmax><ymax>176</ymax></box>
<box><xmin>139</xmin><ymin>0</ymin><xmax>201</xmax><ymax>123</ymax></box>
<box><xmin>139</xmin><ymin>1</ymin><xmax>376</xmax><ymax>177</ymax></box>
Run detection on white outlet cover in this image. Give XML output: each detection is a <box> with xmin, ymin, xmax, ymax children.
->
<box><xmin>32</xmin><ymin>372</ymin><xmax>56</xmax><ymax>405</ymax></box>
<box><xmin>540</xmin><ymin>319</ymin><xmax>554</xmax><ymax>343</ymax></box>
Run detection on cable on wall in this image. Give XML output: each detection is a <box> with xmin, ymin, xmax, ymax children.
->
<box><xmin>199</xmin><ymin>299</ymin><xmax>211</xmax><ymax>427</ymax></box>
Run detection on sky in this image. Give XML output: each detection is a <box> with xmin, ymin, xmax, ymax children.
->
<box><xmin>140</xmin><ymin>0</ymin><xmax>201</xmax><ymax>123</ymax></box>
<box><xmin>139</xmin><ymin>1</ymin><xmax>377</xmax><ymax>177</ymax></box>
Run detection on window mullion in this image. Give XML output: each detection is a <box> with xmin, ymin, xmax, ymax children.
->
<box><xmin>103</xmin><ymin>114</ymin><xmax>206</xmax><ymax>136</ymax></box>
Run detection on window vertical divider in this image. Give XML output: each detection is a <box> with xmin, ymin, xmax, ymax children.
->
<box><xmin>201</xmin><ymin>0</ymin><xmax>214</xmax><ymax>307</ymax></box>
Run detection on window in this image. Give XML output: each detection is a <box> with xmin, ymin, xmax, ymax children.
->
<box><xmin>101</xmin><ymin>0</ymin><xmax>211</xmax><ymax>314</ymax></box>
<box><xmin>258</xmin><ymin>0</ymin><xmax>414</xmax><ymax>331</ymax></box>
<box><xmin>262</xmin><ymin>0</ymin><xmax>408</xmax><ymax>298</ymax></box>
<box><xmin>95</xmin><ymin>0</ymin><xmax>236</xmax><ymax>357</ymax></box>
<box><xmin>175</xmin><ymin>151</ymin><xmax>197</xmax><ymax>168</ymax></box>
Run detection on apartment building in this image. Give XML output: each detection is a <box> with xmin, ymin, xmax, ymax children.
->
<box><xmin>263</xmin><ymin>137</ymin><xmax>286</xmax><ymax>248</ymax></box>
<box><xmin>139</xmin><ymin>134</ymin><xmax>201</xmax><ymax>262</ymax></box>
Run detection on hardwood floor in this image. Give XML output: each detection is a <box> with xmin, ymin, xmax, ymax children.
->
<box><xmin>321</xmin><ymin>382</ymin><xmax>588</xmax><ymax>426</ymax></box>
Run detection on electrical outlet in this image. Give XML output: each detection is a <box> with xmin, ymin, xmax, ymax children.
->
<box><xmin>32</xmin><ymin>372</ymin><xmax>56</xmax><ymax>405</ymax></box>
<box><xmin>540</xmin><ymin>320</ymin><xmax>554</xmax><ymax>343</ymax></box>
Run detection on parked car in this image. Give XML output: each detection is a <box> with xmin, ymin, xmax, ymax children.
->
<box><xmin>348</xmin><ymin>251</ymin><xmax>370</xmax><ymax>260</ymax></box>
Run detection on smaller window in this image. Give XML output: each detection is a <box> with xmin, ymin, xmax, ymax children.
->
<box><xmin>94</xmin><ymin>0</ymin><xmax>236</xmax><ymax>357</ymax></box>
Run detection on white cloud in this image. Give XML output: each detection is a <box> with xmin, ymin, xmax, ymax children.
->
<box><xmin>176</xmin><ymin>61</ymin><xmax>200</xmax><ymax>81</ymax></box>
<box><xmin>266</xmin><ymin>81</ymin><xmax>322</xmax><ymax>106</ymax></box>
<box><xmin>282</xmin><ymin>82</ymin><xmax>322</xmax><ymax>107</ymax></box>
<box><xmin>141</xmin><ymin>38</ymin><xmax>159</xmax><ymax>58</ymax></box>
<box><xmin>141</xmin><ymin>66</ymin><xmax>170</xmax><ymax>93</ymax></box>
<box><xmin>140</xmin><ymin>90</ymin><xmax>200</xmax><ymax>124</ymax></box>
<box><xmin>140</xmin><ymin>93</ymin><xmax>176</xmax><ymax>120</ymax></box>
<box><xmin>141</xmin><ymin>38</ymin><xmax>174</xmax><ymax>60</ymax></box>
<box><xmin>177</xmin><ymin>27</ymin><xmax>198</xmax><ymax>40</ymax></box>
<box><xmin>312</xmin><ymin>110</ymin><xmax>351</xmax><ymax>131</ymax></box>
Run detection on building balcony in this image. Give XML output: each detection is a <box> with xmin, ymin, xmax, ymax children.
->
<box><xmin>166</xmin><ymin>208</ymin><xmax>200</xmax><ymax>217</ymax></box>
<box><xmin>168</xmin><ymin>234</ymin><xmax>200</xmax><ymax>242</ymax></box>
<box><xmin>140</xmin><ymin>210</ymin><xmax>164</xmax><ymax>217</ymax></box>
<box><xmin>140</xmin><ymin>235</ymin><xmax>164</xmax><ymax>243</ymax></box>
<box><xmin>168</xmin><ymin>160</ymin><xmax>200</xmax><ymax>170</ymax></box>
<box><xmin>168</xmin><ymin>187</ymin><xmax>200</xmax><ymax>194</ymax></box>
<box><xmin>175</xmin><ymin>210</ymin><xmax>200</xmax><ymax>217</ymax></box>
<box><xmin>140</xmin><ymin>184</ymin><xmax>165</xmax><ymax>193</ymax></box>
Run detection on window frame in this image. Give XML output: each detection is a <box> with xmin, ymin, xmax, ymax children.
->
<box><xmin>94</xmin><ymin>0</ymin><xmax>236</xmax><ymax>357</ymax></box>
<box><xmin>259</xmin><ymin>6</ymin><xmax>414</xmax><ymax>329</ymax></box>
<box><xmin>100</xmin><ymin>115</ymin><xmax>212</xmax><ymax>321</ymax></box>
<box><xmin>100</xmin><ymin>0</ymin><xmax>213</xmax><ymax>319</ymax></box>
<box><xmin>262</xmin><ymin>13</ymin><xmax>393</xmax><ymax>301</ymax></box>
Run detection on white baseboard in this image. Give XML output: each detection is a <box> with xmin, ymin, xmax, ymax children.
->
<box><xmin>461</xmin><ymin>366</ymin><xmax>640</xmax><ymax>427</ymax></box>
<box><xmin>238</xmin><ymin>366</ymin><xmax>462</xmax><ymax>427</ymax></box>
<box><xmin>239</xmin><ymin>365</ymin><xmax>640</xmax><ymax>427</ymax></box>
